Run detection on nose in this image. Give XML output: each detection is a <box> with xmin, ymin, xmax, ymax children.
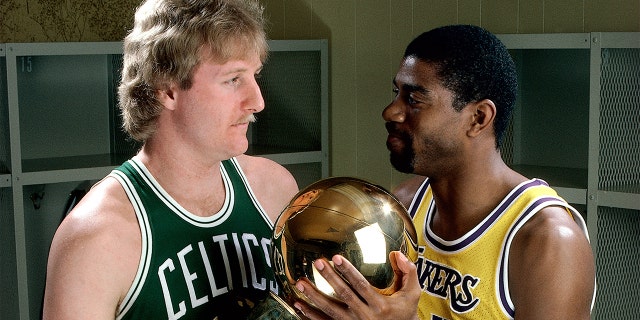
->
<box><xmin>247</xmin><ymin>78</ymin><xmax>265</xmax><ymax>113</ymax></box>
<box><xmin>382</xmin><ymin>99</ymin><xmax>405</xmax><ymax>122</ymax></box>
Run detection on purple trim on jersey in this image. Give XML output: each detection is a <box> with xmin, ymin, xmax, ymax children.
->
<box><xmin>497</xmin><ymin>196</ymin><xmax>562</xmax><ymax>317</ymax></box>
<box><xmin>409</xmin><ymin>179</ymin><xmax>430</xmax><ymax>218</ymax></box>
<box><xmin>424</xmin><ymin>179</ymin><xmax>548</xmax><ymax>252</ymax></box>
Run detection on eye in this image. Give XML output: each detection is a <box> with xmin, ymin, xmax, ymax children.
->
<box><xmin>225</xmin><ymin>76</ymin><xmax>241</xmax><ymax>86</ymax></box>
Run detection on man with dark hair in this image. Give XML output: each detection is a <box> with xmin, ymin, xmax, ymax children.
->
<box><xmin>295</xmin><ymin>25</ymin><xmax>595</xmax><ymax>320</ymax></box>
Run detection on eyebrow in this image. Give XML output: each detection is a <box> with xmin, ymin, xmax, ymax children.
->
<box><xmin>223</xmin><ymin>64</ymin><xmax>264</xmax><ymax>76</ymax></box>
<box><xmin>393</xmin><ymin>78</ymin><xmax>429</xmax><ymax>95</ymax></box>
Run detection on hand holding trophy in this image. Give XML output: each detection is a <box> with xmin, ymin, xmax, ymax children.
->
<box><xmin>249</xmin><ymin>177</ymin><xmax>418</xmax><ymax>319</ymax></box>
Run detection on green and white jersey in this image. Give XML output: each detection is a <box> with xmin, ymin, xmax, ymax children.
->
<box><xmin>111</xmin><ymin>157</ymin><xmax>279</xmax><ymax>320</ymax></box>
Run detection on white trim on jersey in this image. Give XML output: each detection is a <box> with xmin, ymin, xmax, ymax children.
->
<box><xmin>227</xmin><ymin>157</ymin><xmax>274</xmax><ymax>228</ymax></box>
<box><xmin>110</xmin><ymin>170</ymin><xmax>153</xmax><ymax>320</ymax></box>
<box><xmin>127</xmin><ymin>157</ymin><xmax>235</xmax><ymax>228</ymax></box>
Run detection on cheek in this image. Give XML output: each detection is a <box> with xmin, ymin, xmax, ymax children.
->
<box><xmin>410</xmin><ymin>120</ymin><xmax>433</xmax><ymax>145</ymax></box>
<box><xmin>411</xmin><ymin>122</ymin><xmax>454</xmax><ymax>157</ymax></box>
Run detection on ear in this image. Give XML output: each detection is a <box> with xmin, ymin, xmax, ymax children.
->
<box><xmin>157</xmin><ymin>83</ymin><xmax>179</xmax><ymax>111</ymax></box>
<box><xmin>467</xmin><ymin>99</ymin><xmax>496</xmax><ymax>138</ymax></box>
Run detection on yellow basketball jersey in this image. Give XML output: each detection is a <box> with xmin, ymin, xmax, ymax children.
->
<box><xmin>408</xmin><ymin>178</ymin><xmax>589</xmax><ymax>320</ymax></box>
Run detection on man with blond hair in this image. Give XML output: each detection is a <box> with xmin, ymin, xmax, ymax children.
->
<box><xmin>43</xmin><ymin>0</ymin><xmax>299</xmax><ymax>318</ymax></box>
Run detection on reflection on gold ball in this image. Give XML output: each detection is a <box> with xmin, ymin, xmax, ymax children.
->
<box><xmin>271</xmin><ymin>176</ymin><xmax>418</xmax><ymax>308</ymax></box>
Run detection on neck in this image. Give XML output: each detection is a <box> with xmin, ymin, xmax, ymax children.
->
<box><xmin>428</xmin><ymin>153</ymin><xmax>526</xmax><ymax>240</ymax></box>
<box><xmin>136</xmin><ymin>140</ymin><xmax>227</xmax><ymax>217</ymax></box>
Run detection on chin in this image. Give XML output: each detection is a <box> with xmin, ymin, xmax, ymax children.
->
<box><xmin>228</xmin><ymin>141</ymin><xmax>249</xmax><ymax>157</ymax></box>
<box><xmin>389</xmin><ymin>153</ymin><xmax>415</xmax><ymax>174</ymax></box>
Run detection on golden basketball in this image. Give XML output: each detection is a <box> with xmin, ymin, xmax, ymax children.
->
<box><xmin>271</xmin><ymin>176</ymin><xmax>418</xmax><ymax>313</ymax></box>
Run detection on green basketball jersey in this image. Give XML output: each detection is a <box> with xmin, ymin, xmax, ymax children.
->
<box><xmin>111</xmin><ymin>157</ymin><xmax>279</xmax><ymax>320</ymax></box>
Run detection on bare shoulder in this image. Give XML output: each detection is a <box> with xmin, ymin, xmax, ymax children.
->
<box><xmin>43</xmin><ymin>176</ymin><xmax>140</xmax><ymax>319</ymax></box>
<box><xmin>513</xmin><ymin>205</ymin><xmax>592</xmax><ymax>259</ymax></box>
<box><xmin>235</xmin><ymin>154</ymin><xmax>299</xmax><ymax>222</ymax></box>
<box><xmin>508</xmin><ymin>206</ymin><xmax>595</xmax><ymax>319</ymax></box>
<box><xmin>391</xmin><ymin>175</ymin><xmax>427</xmax><ymax>209</ymax></box>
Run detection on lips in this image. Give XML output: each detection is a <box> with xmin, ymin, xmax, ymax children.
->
<box><xmin>385</xmin><ymin>123</ymin><xmax>407</xmax><ymax>151</ymax></box>
<box><xmin>386</xmin><ymin>135</ymin><xmax>405</xmax><ymax>151</ymax></box>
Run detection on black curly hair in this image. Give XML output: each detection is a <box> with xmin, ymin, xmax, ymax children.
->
<box><xmin>404</xmin><ymin>25</ymin><xmax>517</xmax><ymax>149</ymax></box>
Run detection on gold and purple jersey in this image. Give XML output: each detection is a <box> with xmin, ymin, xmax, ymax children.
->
<box><xmin>408</xmin><ymin>178</ymin><xmax>590</xmax><ymax>320</ymax></box>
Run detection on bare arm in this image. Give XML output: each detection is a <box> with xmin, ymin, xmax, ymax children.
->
<box><xmin>43</xmin><ymin>178</ymin><xmax>140</xmax><ymax>320</ymax></box>
<box><xmin>509</xmin><ymin>206</ymin><xmax>595</xmax><ymax>320</ymax></box>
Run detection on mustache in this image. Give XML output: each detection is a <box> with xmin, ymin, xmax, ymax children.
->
<box><xmin>385</xmin><ymin>121</ymin><xmax>405</xmax><ymax>137</ymax></box>
<box><xmin>385</xmin><ymin>121</ymin><xmax>413</xmax><ymax>148</ymax></box>
<box><xmin>242</xmin><ymin>114</ymin><xmax>257</xmax><ymax>124</ymax></box>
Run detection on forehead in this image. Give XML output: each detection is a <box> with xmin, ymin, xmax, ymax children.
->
<box><xmin>199</xmin><ymin>47</ymin><xmax>262</xmax><ymax>71</ymax></box>
<box><xmin>394</xmin><ymin>56</ymin><xmax>440</xmax><ymax>87</ymax></box>
<box><xmin>186</xmin><ymin>55</ymin><xmax>261</xmax><ymax>88</ymax></box>
<box><xmin>200</xmin><ymin>41</ymin><xmax>264</xmax><ymax>64</ymax></box>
